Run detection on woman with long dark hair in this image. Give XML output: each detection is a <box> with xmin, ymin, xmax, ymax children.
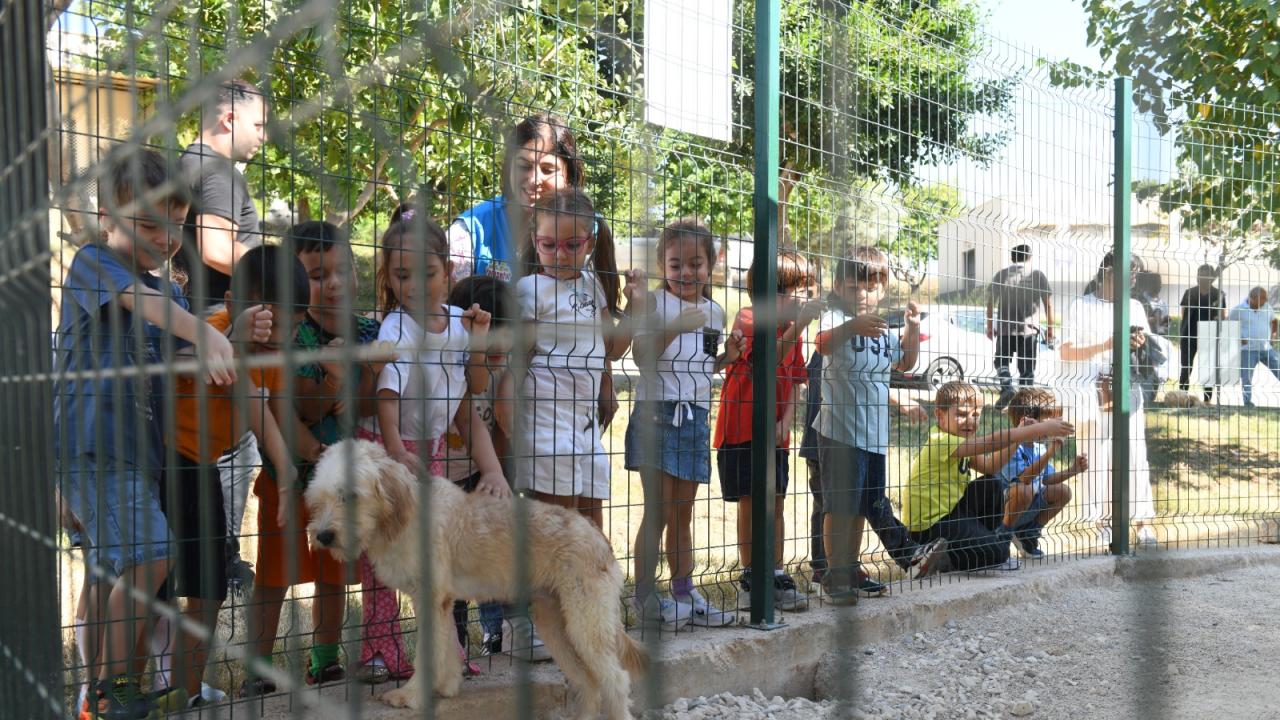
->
<box><xmin>1058</xmin><ymin>252</ymin><xmax>1157</xmax><ymax>548</ymax></box>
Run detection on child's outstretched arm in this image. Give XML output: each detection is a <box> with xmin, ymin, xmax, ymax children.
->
<box><xmin>118</xmin><ymin>285</ymin><xmax>239</xmax><ymax>385</ymax></box>
<box><xmin>461</xmin><ymin>304</ymin><xmax>493</xmax><ymax>395</ymax></box>
<box><xmin>454</xmin><ymin>397</ymin><xmax>510</xmax><ymax>499</ymax></box>
<box><xmin>954</xmin><ymin>418</ymin><xmax>1074</xmax><ymax>476</ymax></box>
<box><xmin>246</xmin><ymin>389</ymin><xmax>296</xmax><ymax>528</ymax></box>
<box><xmin>377</xmin><ymin>389</ymin><xmax>426</xmax><ymax>476</ymax></box>
<box><xmin>632</xmin><ymin>306</ymin><xmax>709</xmax><ymax>366</ymax></box>
<box><xmin>602</xmin><ymin>270</ymin><xmax>649</xmax><ymax>360</ymax></box>
<box><xmin>1016</xmin><ymin>439</ymin><xmax>1062</xmax><ymax>485</ymax></box>
<box><xmin>779</xmin><ymin>299</ymin><xmax>827</xmax><ymax>359</ymax></box>
<box><xmin>1045</xmin><ymin>453</ymin><xmax>1089</xmax><ymax>485</ymax></box>
<box><xmin>715</xmin><ymin>328</ymin><xmax>745</xmax><ymax>372</ymax></box>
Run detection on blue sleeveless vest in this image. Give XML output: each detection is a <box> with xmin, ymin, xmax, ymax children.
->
<box><xmin>455</xmin><ymin>195</ymin><xmax>514</xmax><ymax>281</ymax></box>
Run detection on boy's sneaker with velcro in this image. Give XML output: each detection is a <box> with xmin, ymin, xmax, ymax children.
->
<box><xmin>90</xmin><ymin>676</ymin><xmax>158</xmax><ymax>720</ymax></box>
<box><xmin>856</xmin><ymin>569</ymin><xmax>888</xmax><ymax>597</ymax></box>
<box><xmin>912</xmin><ymin>539</ymin><xmax>951</xmax><ymax>580</ymax></box>
<box><xmin>632</xmin><ymin>593</ymin><xmax>694</xmax><ymax>631</ymax></box>
<box><xmin>481</xmin><ymin>630</ymin><xmax>503</xmax><ymax>656</ymax></box>
<box><xmin>736</xmin><ymin>568</ymin><xmax>809</xmax><ymax>611</ymax></box>
<box><xmin>675</xmin><ymin>589</ymin><xmax>734</xmax><ymax>627</ymax></box>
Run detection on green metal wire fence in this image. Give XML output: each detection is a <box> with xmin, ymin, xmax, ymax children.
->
<box><xmin>0</xmin><ymin>0</ymin><xmax>1277</xmax><ymax>718</ymax></box>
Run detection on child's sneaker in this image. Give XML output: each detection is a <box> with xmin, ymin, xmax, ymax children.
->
<box><xmin>239</xmin><ymin>676</ymin><xmax>278</xmax><ymax>697</ymax></box>
<box><xmin>855</xmin><ymin>569</ymin><xmax>888</xmax><ymax>597</ymax></box>
<box><xmin>1136</xmin><ymin>526</ymin><xmax>1158</xmax><ymax>546</ymax></box>
<box><xmin>912</xmin><ymin>539</ymin><xmax>950</xmax><ymax>580</ymax></box>
<box><xmin>986</xmin><ymin>555</ymin><xmax>1020</xmax><ymax>572</ymax></box>
<box><xmin>818</xmin><ymin>572</ymin><xmax>858</xmax><ymax>607</ymax></box>
<box><xmin>908</xmin><ymin>537</ymin><xmax>945</xmax><ymax>570</ymax></box>
<box><xmin>1017</xmin><ymin>530</ymin><xmax>1044</xmax><ymax>558</ymax></box>
<box><xmin>773</xmin><ymin>572</ymin><xmax>809</xmax><ymax>611</ymax></box>
<box><xmin>632</xmin><ymin>593</ymin><xmax>694</xmax><ymax>630</ymax></box>
<box><xmin>304</xmin><ymin>661</ymin><xmax>345</xmax><ymax>686</ymax></box>
<box><xmin>675</xmin><ymin>589</ymin><xmax>734</xmax><ymax>627</ymax></box>
<box><xmin>90</xmin><ymin>676</ymin><xmax>157</xmax><ymax>720</ymax></box>
<box><xmin>147</xmin><ymin>687</ymin><xmax>188</xmax><ymax>714</ymax></box>
<box><xmin>481</xmin><ymin>630</ymin><xmax>503</xmax><ymax>656</ymax></box>
<box><xmin>508</xmin><ymin>615</ymin><xmax>553</xmax><ymax>662</ymax></box>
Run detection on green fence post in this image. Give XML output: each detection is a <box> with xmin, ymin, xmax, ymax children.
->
<box><xmin>749</xmin><ymin>0</ymin><xmax>782</xmax><ymax>628</ymax></box>
<box><xmin>1111</xmin><ymin>76</ymin><xmax>1132</xmax><ymax>556</ymax></box>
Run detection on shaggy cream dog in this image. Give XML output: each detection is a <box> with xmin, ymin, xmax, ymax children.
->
<box><xmin>305</xmin><ymin>439</ymin><xmax>647</xmax><ymax>720</ymax></box>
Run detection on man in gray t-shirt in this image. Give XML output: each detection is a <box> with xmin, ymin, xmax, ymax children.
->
<box><xmin>175</xmin><ymin>79</ymin><xmax>268</xmax><ymax>311</ymax></box>
<box><xmin>985</xmin><ymin>244</ymin><xmax>1053</xmax><ymax>408</ymax></box>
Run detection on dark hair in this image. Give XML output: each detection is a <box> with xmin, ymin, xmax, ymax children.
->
<box><xmin>201</xmin><ymin>79</ymin><xmax>263</xmax><ymax>130</ymax></box>
<box><xmin>377</xmin><ymin>215</ymin><xmax>449</xmax><ymax>313</ymax></box>
<box><xmin>521</xmin><ymin>189</ymin><xmax>620</xmax><ymax>314</ymax></box>
<box><xmin>656</xmin><ymin>218</ymin><xmax>716</xmax><ymax>300</ymax></box>
<box><xmin>1135</xmin><ymin>270</ymin><xmax>1162</xmax><ymax>296</ymax></box>
<box><xmin>1011</xmin><ymin>244</ymin><xmax>1032</xmax><ymax>263</ymax></box>
<box><xmin>448</xmin><ymin>275</ymin><xmax>514</xmax><ymax>328</ymax></box>
<box><xmin>1196</xmin><ymin>263</ymin><xmax>1217</xmax><ymax>280</ymax></box>
<box><xmin>286</xmin><ymin>220</ymin><xmax>348</xmax><ymax>256</ymax></box>
<box><xmin>501</xmin><ymin>115</ymin><xmax>585</xmax><ymax>200</ymax></box>
<box><xmin>1085</xmin><ymin>251</ymin><xmax>1146</xmax><ymax>297</ymax></box>
<box><xmin>833</xmin><ymin>246</ymin><xmax>890</xmax><ymax>287</ymax></box>
<box><xmin>105</xmin><ymin>148</ymin><xmax>192</xmax><ymax>215</ymax></box>
<box><xmin>746</xmin><ymin>249</ymin><xmax>815</xmax><ymax>296</ymax></box>
<box><xmin>229</xmin><ymin>244</ymin><xmax>309</xmax><ymax>313</ymax></box>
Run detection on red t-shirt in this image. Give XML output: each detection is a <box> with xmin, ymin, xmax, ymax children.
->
<box><xmin>712</xmin><ymin>307</ymin><xmax>808</xmax><ymax>448</ymax></box>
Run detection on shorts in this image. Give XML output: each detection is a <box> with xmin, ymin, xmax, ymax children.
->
<box><xmin>158</xmin><ymin>455</ymin><xmax>228</xmax><ymax>603</ymax></box>
<box><xmin>717</xmin><ymin>442</ymin><xmax>789</xmax><ymax>502</ymax></box>
<box><xmin>254</xmin><ymin>469</ymin><xmax>352</xmax><ymax>588</ymax></box>
<box><xmin>623</xmin><ymin>401</ymin><xmax>712</xmax><ymax>483</ymax></box>
<box><xmin>60</xmin><ymin>454</ymin><xmax>172</xmax><ymax>582</ymax></box>
<box><xmin>818</xmin><ymin>437</ymin><xmax>885</xmax><ymax>516</ymax></box>
<box><xmin>1004</xmin><ymin>483</ymin><xmax>1049</xmax><ymax>531</ymax></box>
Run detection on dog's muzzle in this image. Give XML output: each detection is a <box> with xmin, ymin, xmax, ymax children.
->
<box><xmin>316</xmin><ymin>529</ymin><xmax>336</xmax><ymax>547</ymax></box>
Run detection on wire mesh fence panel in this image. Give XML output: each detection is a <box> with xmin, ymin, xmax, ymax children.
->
<box><xmin>0</xmin><ymin>0</ymin><xmax>1275</xmax><ymax>719</ymax></box>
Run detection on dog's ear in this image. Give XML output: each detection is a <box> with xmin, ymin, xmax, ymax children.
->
<box><xmin>373</xmin><ymin>459</ymin><xmax>414</xmax><ymax>540</ymax></box>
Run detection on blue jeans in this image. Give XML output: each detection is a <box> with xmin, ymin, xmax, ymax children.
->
<box><xmin>1241</xmin><ymin>347</ymin><xmax>1280</xmax><ymax>404</ymax></box>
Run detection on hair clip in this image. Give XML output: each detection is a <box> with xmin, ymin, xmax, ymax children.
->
<box><xmin>592</xmin><ymin>213</ymin><xmax>602</xmax><ymax>237</ymax></box>
<box><xmin>400</xmin><ymin>208</ymin><xmax>416</xmax><ymax>221</ymax></box>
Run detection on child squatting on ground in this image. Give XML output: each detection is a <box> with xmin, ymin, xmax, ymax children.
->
<box><xmin>905</xmin><ymin>381</ymin><xmax>1074</xmax><ymax>578</ymax></box>
<box><xmin>997</xmin><ymin>387</ymin><xmax>1087</xmax><ymax>558</ymax></box>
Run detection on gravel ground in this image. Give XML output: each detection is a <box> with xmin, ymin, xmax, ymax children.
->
<box><xmin>646</xmin><ymin>562</ymin><xmax>1280</xmax><ymax>720</ymax></box>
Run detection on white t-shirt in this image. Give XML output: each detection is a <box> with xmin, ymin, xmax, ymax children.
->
<box><xmin>634</xmin><ymin>290</ymin><xmax>725</xmax><ymax>408</ymax></box>
<box><xmin>1229</xmin><ymin>303</ymin><xmax>1275</xmax><ymax>351</ymax></box>
<box><xmin>518</xmin><ymin>271</ymin><xmax>608</xmax><ymax>377</ymax></box>
<box><xmin>813</xmin><ymin>305</ymin><xmax>902</xmax><ymax>453</ymax></box>
<box><xmin>360</xmin><ymin>305</ymin><xmax>470</xmax><ymax>443</ymax></box>
<box><xmin>1062</xmin><ymin>294</ymin><xmax>1148</xmax><ymax>387</ymax></box>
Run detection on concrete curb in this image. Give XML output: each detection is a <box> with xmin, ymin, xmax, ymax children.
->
<box><xmin>244</xmin><ymin>545</ymin><xmax>1280</xmax><ymax>719</ymax></box>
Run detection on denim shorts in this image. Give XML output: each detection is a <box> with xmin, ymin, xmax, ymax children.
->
<box><xmin>817</xmin><ymin>437</ymin><xmax>885</xmax><ymax>516</ymax></box>
<box><xmin>624</xmin><ymin>401</ymin><xmax>712</xmax><ymax>483</ymax></box>
<box><xmin>60</xmin><ymin>454</ymin><xmax>172</xmax><ymax>582</ymax></box>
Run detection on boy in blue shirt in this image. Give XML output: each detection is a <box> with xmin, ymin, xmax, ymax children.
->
<box><xmin>811</xmin><ymin>247</ymin><xmax>930</xmax><ymax>604</ymax></box>
<box><xmin>997</xmin><ymin>387</ymin><xmax>1087</xmax><ymax>557</ymax></box>
<box><xmin>56</xmin><ymin>149</ymin><xmax>244</xmax><ymax>719</ymax></box>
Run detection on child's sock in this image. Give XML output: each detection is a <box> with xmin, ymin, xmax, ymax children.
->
<box><xmin>671</xmin><ymin>577</ymin><xmax>694</xmax><ymax>598</ymax></box>
<box><xmin>309</xmin><ymin>644</ymin><xmax>339</xmax><ymax>675</ymax></box>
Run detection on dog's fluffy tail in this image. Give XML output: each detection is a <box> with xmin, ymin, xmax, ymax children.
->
<box><xmin>618</xmin><ymin>628</ymin><xmax>648</xmax><ymax>676</ymax></box>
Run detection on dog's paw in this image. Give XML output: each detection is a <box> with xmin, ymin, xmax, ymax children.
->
<box><xmin>381</xmin><ymin>686</ymin><xmax>421</xmax><ymax>710</ymax></box>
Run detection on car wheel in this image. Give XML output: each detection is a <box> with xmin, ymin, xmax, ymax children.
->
<box><xmin>925</xmin><ymin>357</ymin><xmax>964</xmax><ymax>390</ymax></box>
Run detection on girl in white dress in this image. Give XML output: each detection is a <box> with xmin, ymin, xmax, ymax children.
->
<box><xmin>498</xmin><ymin>189</ymin><xmax>642</xmax><ymax>529</ymax></box>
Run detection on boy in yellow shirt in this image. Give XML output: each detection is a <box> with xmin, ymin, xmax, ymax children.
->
<box><xmin>904</xmin><ymin>381</ymin><xmax>1072</xmax><ymax>578</ymax></box>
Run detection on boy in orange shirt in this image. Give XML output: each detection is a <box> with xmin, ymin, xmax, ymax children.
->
<box><xmin>160</xmin><ymin>244</ymin><xmax>308</xmax><ymax>709</ymax></box>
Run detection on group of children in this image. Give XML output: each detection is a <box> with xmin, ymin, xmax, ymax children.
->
<box><xmin>59</xmin><ymin>146</ymin><xmax>1095</xmax><ymax>720</ymax></box>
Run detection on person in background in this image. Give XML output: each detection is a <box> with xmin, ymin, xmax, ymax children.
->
<box><xmin>986</xmin><ymin>244</ymin><xmax>1054</xmax><ymax>409</ymax></box>
<box><xmin>1231</xmin><ymin>286</ymin><xmax>1279</xmax><ymax>408</ymax></box>
<box><xmin>1178</xmin><ymin>264</ymin><xmax>1226</xmax><ymax>402</ymax></box>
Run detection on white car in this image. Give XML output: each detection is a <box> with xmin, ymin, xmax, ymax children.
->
<box><xmin>890</xmin><ymin>305</ymin><xmax>1058</xmax><ymax>390</ymax></box>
